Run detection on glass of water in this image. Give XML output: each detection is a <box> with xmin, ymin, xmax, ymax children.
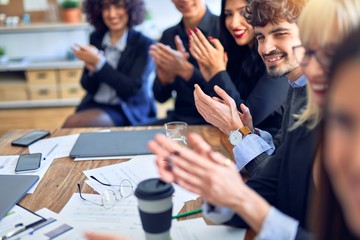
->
<box><xmin>164</xmin><ymin>121</ymin><xmax>188</xmax><ymax>146</ymax></box>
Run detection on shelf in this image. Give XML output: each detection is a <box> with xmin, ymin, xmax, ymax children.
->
<box><xmin>0</xmin><ymin>22</ymin><xmax>91</xmax><ymax>33</ymax></box>
<box><xmin>0</xmin><ymin>99</ymin><xmax>81</xmax><ymax>109</ymax></box>
<box><xmin>0</xmin><ymin>60</ymin><xmax>84</xmax><ymax>71</ymax></box>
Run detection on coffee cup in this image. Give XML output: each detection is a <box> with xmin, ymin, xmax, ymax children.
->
<box><xmin>135</xmin><ymin>178</ymin><xmax>174</xmax><ymax>240</ymax></box>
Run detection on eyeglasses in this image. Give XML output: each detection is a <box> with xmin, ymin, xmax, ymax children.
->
<box><xmin>293</xmin><ymin>45</ymin><xmax>335</xmax><ymax>70</ymax></box>
<box><xmin>77</xmin><ymin>176</ymin><xmax>133</xmax><ymax>209</ymax></box>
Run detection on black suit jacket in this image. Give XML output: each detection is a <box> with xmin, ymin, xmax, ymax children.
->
<box><xmin>226</xmin><ymin>123</ymin><xmax>319</xmax><ymax>239</ymax></box>
<box><xmin>152</xmin><ymin>8</ymin><xmax>221</xmax><ymax>124</ymax></box>
<box><xmin>78</xmin><ymin>29</ymin><xmax>156</xmax><ymax>125</ymax></box>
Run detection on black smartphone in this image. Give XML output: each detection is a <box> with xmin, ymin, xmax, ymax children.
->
<box><xmin>15</xmin><ymin>153</ymin><xmax>42</xmax><ymax>173</ymax></box>
<box><xmin>11</xmin><ymin>130</ymin><xmax>50</xmax><ymax>147</ymax></box>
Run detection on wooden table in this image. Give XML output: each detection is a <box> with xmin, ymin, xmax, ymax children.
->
<box><xmin>0</xmin><ymin>125</ymin><xmax>254</xmax><ymax>239</ymax></box>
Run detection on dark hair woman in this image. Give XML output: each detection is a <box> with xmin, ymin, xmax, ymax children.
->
<box><xmin>63</xmin><ymin>0</ymin><xmax>156</xmax><ymax>128</ymax></box>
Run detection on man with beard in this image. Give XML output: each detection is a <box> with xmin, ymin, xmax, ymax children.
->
<box><xmin>194</xmin><ymin>0</ymin><xmax>308</xmax><ymax>176</ymax></box>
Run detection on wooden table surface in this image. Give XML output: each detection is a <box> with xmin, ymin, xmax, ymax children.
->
<box><xmin>0</xmin><ymin>125</ymin><xmax>254</xmax><ymax>239</ymax></box>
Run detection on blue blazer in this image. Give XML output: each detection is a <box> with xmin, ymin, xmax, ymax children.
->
<box><xmin>78</xmin><ymin>29</ymin><xmax>156</xmax><ymax>125</ymax></box>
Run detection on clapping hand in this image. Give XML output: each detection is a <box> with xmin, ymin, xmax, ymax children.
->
<box><xmin>149</xmin><ymin>35</ymin><xmax>193</xmax><ymax>84</ymax></box>
<box><xmin>72</xmin><ymin>44</ymin><xmax>101</xmax><ymax>73</ymax></box>
<box><xmin>194</xmin><ymin>84</ymin><xmax>253</xmax><ymax>135</ymax></box>
<box><xmin>148</xmin><ymin>132</ymin><xmax>246</xmax><ymax>208</ymax></box>
<box><xmin>188</xmin><ymin>28</ymin><xmax>227</xmax><ymax>81</ymax></box>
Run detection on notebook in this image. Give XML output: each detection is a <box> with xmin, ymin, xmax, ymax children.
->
<box><xmin>0</xmin><ymin>174</ymin><xmax>39</xmax><ymax>220</ymax></box>
<box><xmin>70</xmin><ymin>129</ymin><xmax>164</xmax><ymax>158</ymax></box>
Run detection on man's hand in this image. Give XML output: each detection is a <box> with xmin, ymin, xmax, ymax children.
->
<box><xmin>149</xmin><ymin>35</ymin><xmax>193</xmax><ymax>83</ymax></box>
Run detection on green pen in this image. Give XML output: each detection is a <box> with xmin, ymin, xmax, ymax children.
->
<box><xmin>172</xmin><ymin>208</ymin><xmax>203</xmax><ymax>219</ymax></box>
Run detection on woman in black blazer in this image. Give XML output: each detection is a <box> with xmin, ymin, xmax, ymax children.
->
<box><xmin>63</xmin><ymin>0</ymin><xmax>156</xmax><ymax>128</ymax></box>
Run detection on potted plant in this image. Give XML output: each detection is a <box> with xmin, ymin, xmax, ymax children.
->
<box><xmin>60</xmin><ymin>0</ymin><xmax>81</xmax><ymax>23</ymax></box>
<box><xmin>0</xmin><ymin>47</ymin><xmax>8</xmax><ymax>65</ymax></box>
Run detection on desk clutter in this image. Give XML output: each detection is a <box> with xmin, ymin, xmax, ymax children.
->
<box><xmin>0</xmin><ymin>128</ymin><xmax>246</xmax><ymax>240</ymax></box>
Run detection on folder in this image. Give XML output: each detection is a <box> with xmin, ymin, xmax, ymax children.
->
<box><xmin>69</xmin><ymin>129</ymin><xmax>164</xmax><ymax>158</ymax></box>
<box><xmin>0</xmin><ymin>175</ymin><xmax>39</xmax><ymax>220</ymax></box>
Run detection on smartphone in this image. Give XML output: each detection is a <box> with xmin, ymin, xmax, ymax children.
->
<box><xmin>11</xmin><ymin>130</ymin><xmax>50</xmax><ymax>147</ymax></box>
<box><xmin>15</xmin><ymin>153</ymin><xmax>42</xmax><ymax>173</ymax></box>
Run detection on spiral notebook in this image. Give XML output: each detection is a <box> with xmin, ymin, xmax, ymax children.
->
<box><xmin>69</xmin><ymin>129</ymin><xmax>164</xmax><ymax>158</ymax></box>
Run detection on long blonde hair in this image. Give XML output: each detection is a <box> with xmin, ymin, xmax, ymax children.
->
<box><xmin>294</xmin><ymin>0</ymin><xmax>360</xmax><ymax>129</ymax></box>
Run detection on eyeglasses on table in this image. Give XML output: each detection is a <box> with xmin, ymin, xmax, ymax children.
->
<box><xmin>77</xmin><ymin>176</ymin><xmax>134</xmax><ymax>209</ymax></box>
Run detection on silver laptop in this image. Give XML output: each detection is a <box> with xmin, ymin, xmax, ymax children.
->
<box><xmin>0</xmin><ymin>175</ymin><xmax>39</xmax><ymax>220</ymax></box>
<box><xmin>70</xmin><ymin>129</ymin><xmax>164</xmax><ymax>158</ymax></box>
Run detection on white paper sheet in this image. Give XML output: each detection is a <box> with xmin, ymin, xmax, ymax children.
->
<box><xmin>83</xmin><ymin>155</ymin><xmax>198</xmax><ymax>215</ymax></box>
<box><xmin>29</xmin><ymin>134</ymin><xmax>79</xmax><ymax>159</ymax></box>
<box><xmin>60</xmin><ymin>194</ymin><xmax>245</xmax><ymax>240</ymax></box>
<box><xmin>0</xmin><ymin>155</ymin><xmax>18</xmax><ymax>173</ymax></box>
<box><xmin>171</xmin><ymin>218</ymin><xmax>246</xmax><ymax>240</ymax></box>
<box><xmin>59</xmin><ymin>193</ymin><xmax>144</xmax><ymax>239</ymax></box>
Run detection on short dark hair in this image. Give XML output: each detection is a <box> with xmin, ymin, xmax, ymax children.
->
<box><xmin>244</xmin><ymin>0</ymin><xmax>307</xmax><ymax>27</ymax></box>
<box><xmin>83</xmin><ymin>0</ymin><xmax>146</xmax><ymax>33</ymax></box>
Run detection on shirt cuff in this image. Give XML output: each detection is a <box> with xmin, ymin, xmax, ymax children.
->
<box><xmin>94</xmin><ymin>54</ymin><xmax>106</xmax><ymax>72</ymax></box>
<box><xmin>233</xmin><ymin>134</ymin><xmax>275</xmax><ymax>170</ymax></box>
<box><xmin>257</xmin><ymin>128</ymin><xmax>275</xmax><ymax>146</ymax></box>
<box><xmin>202</xmin><ymin>202</ymin><xmax>235</xmax><ymax>224</ymax></box>
<box><xmin>256</xmin><ymin>207</ymin><xmax>299</xmax><ymax>240</ymax></box>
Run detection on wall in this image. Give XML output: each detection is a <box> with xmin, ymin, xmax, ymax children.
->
<box><xmin>0</xmin><ymin>0</ymin><xmax>221</xmax><ymax>60</ymax></box>
<box><xmin>139</xmin><ymin>0</ymin><xmax>221</xmax><ymax>39</ymax></box>
<box><xmin>0</xmin><ymin>27</ymin><xmax>89</xmax><ymax>60</ymax></box>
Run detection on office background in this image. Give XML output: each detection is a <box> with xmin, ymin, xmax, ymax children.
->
<box><xmin>0</xmin><ymin>0</ymin><xmax>221</xmax><ymax>136</ymax></box>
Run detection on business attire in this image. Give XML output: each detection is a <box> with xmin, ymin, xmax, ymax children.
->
<box><xmin>204</xmin><ymin>122</ymin><xmax>319</xmax><ymax>239</ymax></box>
<box><xmin>77</xmin><ymin>29</ymin><xmax>156</xmax><ymax>126</ymax></box>
<box><xmin>151</xmin><ymin>8</ymin><xmax>220</xmax><ymax>125</ymax></box>
<box><xmin>235</xmin><ymin>76</ymin><xmax>308</xmax><ymax>176</ymax></box>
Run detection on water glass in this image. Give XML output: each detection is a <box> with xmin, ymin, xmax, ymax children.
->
<box><xmin>164</xmin><ymin>121</ymin><xmax>188</xmax><ymax>146</ymax></box>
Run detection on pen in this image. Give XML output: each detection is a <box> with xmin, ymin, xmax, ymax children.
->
<box><xmin>43</xmin><ymin>143</ymin><xmax>58</xmax><ymax>160</ymax></box>
<box><xmin>1</xmin><ymin>223</ymin><xmax>25</xmax><ymax>239</ymax></box>
<box><xmin>172</xmin><ymin>208</ymin><xmax>202</xmax><ymax>219</ymax></box>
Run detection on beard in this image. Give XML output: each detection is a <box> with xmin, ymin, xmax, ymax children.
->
<box><xmin>262</xmin><ymin>50</ymin><xmax>299</xmax><ymax>78</ymax></box>
<box><xmin>266</xmin><ymin>57</ymin><xmax>299</xmax><ymax>78</ymax></box>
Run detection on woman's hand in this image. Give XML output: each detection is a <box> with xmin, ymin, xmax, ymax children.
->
<box><xmin>188</xmin><ymin>28</ymin><xmax>227</xmax><ymax>81</ymax></box>
<box><xmin>194</xmin><ymin>84</ymin><xmax>254</xmax><ymax>135</ymax></box>
<box><xmin>72</xmin><ymin>44</ymin><xmax>101</xmax><ymax>66</ymax></box>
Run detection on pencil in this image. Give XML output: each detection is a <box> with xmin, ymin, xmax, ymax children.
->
<box><xmin>172</xmin><ymin>208</ymin><xmax>203</xmax><ymax>219</ymax></box>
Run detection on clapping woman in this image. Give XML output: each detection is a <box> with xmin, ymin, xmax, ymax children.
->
<box><xmin>312</xmin><ymin>26</ymin><xmax>360</xmax><ymax>240</ymax></box>
<box><xmin>63</xmin><ymin>0</ymin><xmax>156</xmax><ymax>128</ymax></box>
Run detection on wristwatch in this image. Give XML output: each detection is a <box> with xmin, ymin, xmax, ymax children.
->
<box><xmin>228</xmin><ymin>126</ymin><xmax>252</xmax><ymax>146</ymax></box>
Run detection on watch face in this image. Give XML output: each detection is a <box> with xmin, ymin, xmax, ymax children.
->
<box><xmin>229</xmin><ymin>130</ymin><xmax>242</xmax><ymax>145</ymax></box>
